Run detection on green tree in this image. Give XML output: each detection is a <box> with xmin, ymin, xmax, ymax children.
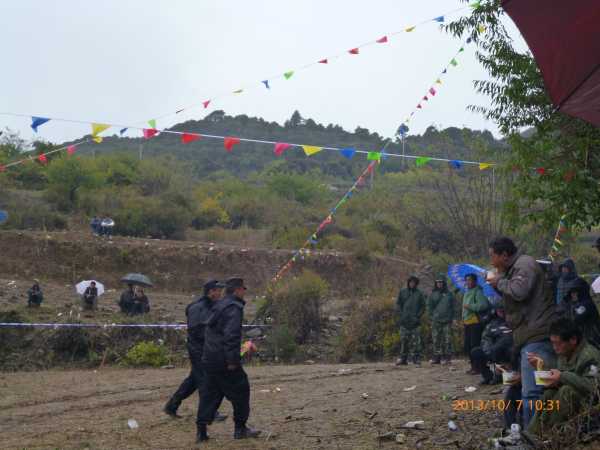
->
<box><xmin>447</xmin><ymin>1</ymin><xmax>600</xmax><ymax>230</ymax></box>
<box><xmin>46</xmin><ymin>156</ymin><xmax>98</xmax><ymax>210</ymax></box>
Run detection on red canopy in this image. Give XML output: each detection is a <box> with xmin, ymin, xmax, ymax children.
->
<box><xmin>502</xmin><ymin>0</ymin><xmax>600</xmax><ymax>127</ymax></box>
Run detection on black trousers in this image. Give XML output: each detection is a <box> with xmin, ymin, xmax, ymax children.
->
<box><xmin>167</xmin><ymin>352</ymin><xmax>209</xmax><ymax>411</ymax></box>
<box><xmin>463</xmin><ymin>323</ymin><xmax>483</xmax><ymax>368</ymax></box>
<box><xmin>470</xmin><ymin>347</ymin><xmax>494</xmax><ymax>381</ymax></box>
<box><xmin>504</xmin><ymin>383</ymin><xmax>522</xmax><ymax>429</ymax></box>
<box><xmin>197</xmin><ymin>367</ymin><xmax>250</xmax><ymax>427</ymax></box>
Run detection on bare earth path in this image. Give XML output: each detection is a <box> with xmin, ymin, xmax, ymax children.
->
<box><xmin>0</xmin><ymin>362</ymin><xmax>508</xmax><ymax>450</ymax></box>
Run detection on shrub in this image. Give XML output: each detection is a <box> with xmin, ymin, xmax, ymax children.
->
<box><xmin>124</xmin><ymin>341</ymin><xmax>169</xmax><ymax>367</ymax></box>
<box><xmin>192</xmin><ymin>197</ymin><xmax>230</xmax><ymax>229</ymax></box>
<box><xmin>264</xmin><ymin>270</ymin><xmax>328</xmax><ymax>344</ymax></box>
<box><xmin>265</xmin><ymin>325</ymin><xmax>298</xmax><ymax>362</ymax></box>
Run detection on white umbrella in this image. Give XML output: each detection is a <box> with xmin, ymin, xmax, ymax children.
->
<box><xmin>592</xmin><ymin>276</ymin><xmax>600</xmax><ymax>294</ymax></box>
<box><xmin>76</xmin><ymin>280</ymin><xmax>105</xmax><ymax>296</ymax></box>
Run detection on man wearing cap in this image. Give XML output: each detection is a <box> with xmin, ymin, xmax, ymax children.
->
<box><xmin>164</xmin><ymin>280</ymin><xmax>227</xmax><ymax>422</ymax></box>
<box><xmin>196</xmin><ymin>277</ymin><xmax>261</xmax><ymax>443</ymax></box>
<box><xmin>395</xmin><ymin>276</ymin><xmax>426</xmax><ymax>366</ymax></box>
<box><xmin>427</xmin><ymin>274</ymin><xmax>455</xmax><ymax>365</ymax></box>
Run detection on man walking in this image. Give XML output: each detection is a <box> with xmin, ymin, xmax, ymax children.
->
<box><xmin>427</xmin><ymin>274</ymin><xmax>455</xmax><ymax>365</ymax></box>
<box><xmin>395</xmin><ymin>276</ymin><xmax>425</xmax><ymax>366</ymax></box>
<box><xmin>196</xmin><ymin>277</ymin><xmax>261</xmax><ymax>443</ymax></box>
<box><xmin>164</xmin><ymin>280</ymin><xmax>227</xmax><ymax>421</ymax></box>
<box><xmin>487</xmin><ymin>236</ymin><xmax>557</xmax><ymax>427</ymax></box>
<box><xmin>462</xmin><ymin>274</ymin><xmax>490</xmax><ymax>375</ymax></box>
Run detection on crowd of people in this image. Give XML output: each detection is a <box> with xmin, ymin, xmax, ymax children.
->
<box><xmin>395</xmin><ymin>236</ymin><xmax>600</xmax><ymax>443</ymax></box>
<box><xmin>25</xmin><ymin>281</ymin><xmax>150</xmax><ymax>315</ymax></box>
<box><xmin>89</xmin><ymin>216</ymin><xmax>115</xmax><ymax>238</ymax></box>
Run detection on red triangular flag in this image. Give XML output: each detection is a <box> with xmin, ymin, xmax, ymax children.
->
<box><xmin>143</xmin><ymin>128</ymin><xmax>159</xmax><ymax>139</ymax></box>
<box><xmin>0</xmin><ymin>164</ymin><xmax>5</xmax><ymax>172</ymax></box>
<box><xmin>318</xmin><ymin>58</ymin><xmax>328</xmax><ymax>64</ymax></box>
<box><xmin>367</xmin><ymin>163</ymin><xmax>376</xmax><ymax>173</ymax></box>
<box><xmin>67</xmin><ymin>145</ymin><xmax>76</xmax><ymax>155</ymax></box>
<box><xmin>429</xmin><ymin>87</ymin><xmax>437</xmax><ymax>96</ymax></box>
<box><xmin>202</xmin><ymin>100</ymin><xmax>211</xmax><ymax>109</ymax></box>
<box><xmin>181</xmin><ymin>133</ymin><xmax>201</xmax><ymax>144</ymax></box>
<box><xmin>417</xmin><ymin>104</ymin><xmax>422</xmax><ymax>109</ymax></box>
<box><xmin>423</xmin><ymin>96</ymin><xmax>429</xmax><ymax>101</ymax></box>
<box><xmin>274</xmin><ymin>142</ymin><xmax>291</xmax><ymax>156</ymax></box>
<box><xmin>536</xmin><ymin>167</ymin><xmax>546</xmax><ymax>175</ymax></box>
<box><xmin>224</xmin><ymin>137</ymin><xmax>240</xmax><ymax>152</ymax></box>
<box><xmin>348</xmin><ymin>48</ymin><xmax>359</xmax><ymax>55</ymax></box>
<box><xmin>376</xmin><ymin>36</ymin><xmax>388</xmax><ymax>43</ymax></box>
<box><xmin>38</xmin><ymin>154</ymin><xmax>48</xmax><ymax>164</ymax></box>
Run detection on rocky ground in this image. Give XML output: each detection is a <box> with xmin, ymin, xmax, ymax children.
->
<box><xmin>1</xmin><ymin>361</ymin><xmax>509</xmax><ymax>450</ymax></box>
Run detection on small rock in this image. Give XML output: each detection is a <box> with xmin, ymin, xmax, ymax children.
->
<box><xmin>402</xmin><ymin>420</ymin><xmax>425</xmax><ymax>429</ymax></box>
<box><xmin>395</xmin><ymin>433</ymin><xmax>406</xmax><ymax>443</ymax></box>
<box><xmin>361</xmin><ymin>392</ymin><xmax>369</xmax><ymax>399</ymax></box>
<box><xmin>403</xmin><ymin>385</ymin><xmax>417</xmax><ymax>391</ymax></box>
<box><xmin>448</xmin><ymin>420</ymin><xmax>458</xmax><ymax>431</ymax></box>
<box><xmin>465</xmin><ymin>386</ymin><xmax>477</xmax><ymax>393</ymax></box>
<box><xmin>161</xmin><ymin>365</ymin><xmax>175</xmax><ymax>370</ymax></box>
<box><xmin>305</xmin><ymin>360</ymin><xmax>316</xmax><ymax>365</ymax></box>
<box><xmin>127</xmin><ymin>419</ymin><xmax>139</xmax><ymax>429</ymax></box>
<box><xmin>448</xmin><ymin>412</ymin><xmax>458</xmax><ymax>420</ymax></box>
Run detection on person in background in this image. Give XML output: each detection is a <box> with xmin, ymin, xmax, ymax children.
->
<box><xmin>555</xmin><ymin>258</ymin><xmax>584</xmax><ymax>307</ymax></box>
<box><xmin>470</xmin><ymin>304</ymin><xmax>513</xmax><ymax>384</ymax></box>
<box><xmin>462</xmin><ymin>273</ymin><xmax>490</xmax><ymax>375</ymax></box>
<box><xmin>164</xmin><ymin>280</ymin><xmax>227</xmax><ymax>422</ymax></box>
<box><xmin>100</xmin><ymin>217</ymin><xmax>114</xmax><ymax>238</ymax></box>
<box><xmin>90</xmin><ymin>216</ymin><xmax>101</xmax><ymax>235</ymax></box>
<box><xmin>395</xmin><ymin>275</ymin><xmax>426</xmax><ymax>366</ymax></box>
<box><xmin>132</xmin><ymin>286</ymin><xmax>150</xmax><ymax>315</ymax></box>
<box><xmin>427</xmin><ymin>274</ymin><xmax>455</xmax><ymax>365</ymax></box>
<box><xmin>118</xmin><ymin>284</ymin><xmax>136</xmax><ymax>315</ymax></box>
<box><xmin>487</xmin><ymin>236</ymin><xmax>558</xmax><ymax>428</ymax></box>
<box><xmin>593</xmin><ymin>237</ymin><xmax>600</xmax><ymax>268</ymax></box>
<box><xmin>82</xmin><ymin>281</ymin><xmax>98</xmax><ymax>310</ymax></box>
<box><xmin>527</xmin><ymin>318</ymin><xmax>600</xmax><ymax>437</ymax></box>
<box><xmin>27</xmin><ymin>281</ymin><xmax>43</xmax><ymax>307</ymax></box>
<box><xmin>559</xmin><ymin>279</ymin><xmax>600</xmax><ymax>348</ymax></box>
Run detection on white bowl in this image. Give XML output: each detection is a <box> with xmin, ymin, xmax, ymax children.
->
<box><xmin>502</xmin><ymin>371</ymin><xmax>518</xmax><ymax>384</ymax></box>
<box><xmin>534</xmin><ymin>370</ymin><xmax>552</xmax><ymax>386</ymax></box>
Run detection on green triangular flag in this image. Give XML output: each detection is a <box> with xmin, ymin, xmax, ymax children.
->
<box><xmin>284</xmin><ymin>71</ymin><xmax>294</xmax><ymax>80</ymax></box>
<box><xmin>415</xmin><ymin>156</ymin><xmax>431</xmax><ymax>167</ymax></box>
<box><xmin>459</xmin><ymin>47</ymin><xmax>464</xmax><ymax>53</ymax></box>
<box><xmin>148</xmin><ymin>119</ymin><xmax>156</xmax><ymax>129</ymax></box>
<box><xmin>470</xmin><ymin>1</ymin><xmax>481</xmax><ymax>9</ymax></box>
<box><xmin>367</xmin><ymin>151</ymin><xmax>381</xmax><ymax>161</ymax></box>
<box><xmin>450</xmin><ymin>58</ymin><xmax>458</xmax><ymax>67</ymax></box>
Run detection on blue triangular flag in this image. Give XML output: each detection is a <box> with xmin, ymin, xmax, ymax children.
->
<box><xmin>466</xmin><ymin>37</ymin><xmax>472</xmax><ymax>43</ymax></box>
<box><xmin>442</xmin><ymin>69</ymin><xmax>447</xmax><ymax>74</ymax></box>
<box><xmin>450</xmin><ymin>160</ymin><xmax>463</xmax><ymax>169</ymax></box>
<box><xmin>309</xmin><ymin>238</ymin><xmax>318</xmax><ymax>245</ymax></box>
<box><xmin>340</xmin><ymin>147</ymin><xmax>356</xmax><ymax>159</ymax></box>
<box><xmin>119</xmin><ymin>128</ymin><xmax>128</xmax><ymax>135</ymax></box>
<box><xmin>434</xmin><ymin>16</ymin><xmax>445</xmax><ymax>22</ymax></box>
<box><xmin>262</xmin><ymin>80</ymin><xmax>270</xmax><ymax>89</ymax></box>
<box><xmin>31</xmin><ymin>116</ymin><xmax>50</xmax><ymax>133</ymax></box>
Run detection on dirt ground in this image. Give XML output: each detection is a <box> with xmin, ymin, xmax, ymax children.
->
<box><xmin>0</xmin><ymin>361</ymin><xmax>512</xmax><ymax>450</ymax></box>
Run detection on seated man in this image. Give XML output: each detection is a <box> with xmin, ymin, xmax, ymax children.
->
<box><xmin>527</xmin><ymin>318</ymin><xmax>600</xmax><ymax>437</ymax></box>
<box><xmin>131</xmin><ymin>287</ymin><xmax>150</xmax><ymax>315</ymax></box>
<box><xmin>82</xmin><ymin>281</ymin><xmax>98</xmax><ymax>311</ymax></box>
<box><xmin>118</xmin><ymin>284</ymin><xmax>136</xmax><ymax>315</ymax></box>
<box><xmin>27</xmin><ymin>281</ymin><xmax>44</xmax><ymax>307</ymax></box>
<box><xmin>470</xmin><ymin>305</ymin><xmax>513</xmax><ymax>384</ymax></box>
<box><xmin>559</xmin><ymin>279</ymin><xmax>600</xmax><ymax>349</ymax></box>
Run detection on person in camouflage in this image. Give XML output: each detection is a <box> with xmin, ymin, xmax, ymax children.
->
<box><xmin>395</xmin><ymin>276</ymin><xmax>426</xmax><ymax>366</ymax></box>
<box><xmin>427</xmin><ymin>274</ymin><xmax>455</xmax><ymax>365</ymax></box>
<box><xmin>527</xmin><ymin>318</ymin><xmax>600</xmax><ymax>437</ymax></box>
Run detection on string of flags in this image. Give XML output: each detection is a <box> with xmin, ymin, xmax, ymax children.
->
<box><xmin>549</xmin><ymin>215</ymin><xmax>568</xmax><ymax>261</ymax></box>
<box><xmin>129</xmin><ymin>3</ymin><xmax>480</xmax><ymax>127</ymax></box>
<box><xmin>0</xmin><ymin>322</ymin><xmax>267</xmax><ymax>330</ymax></box>
<box><xmin>0</xmin><ymin>113</ymin><xmax>499</xmax><ymax>172</ymax></box>
<box><xmin>271</xmin><ymin>160</ymin><xmax>379</xmax><ymax>283</ymax></box>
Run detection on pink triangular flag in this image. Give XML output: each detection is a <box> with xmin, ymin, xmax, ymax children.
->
<box><xmin>376</xmin><ymin>36</ymin><xmax>388</xmax><ymax>43</ymax></box>
<box><xmin>417</xmin><ymin>104</ymin><xmax>422</xmax><ymax>109</ymax></box>
<box><xmin>143</xmin><ymin>128</ymin><xmax>159</xmax><ymax>139</ymax></box>
<box><xmin>429</xmin><ymin>87</ymin><xmax>437</xmax><ymax>96</ymax></box>
<box><xmin>224</xmin><ymin>137</ymin><xmax>240</xmax><ymax>152</ymax></box>
<box><xmin>0</xmin><ymin>164</ymin><xmax>6</xmax><ymax>172</ymax></box>
<box><xmin>38</xmin><ymin>154</ymin><xmax>48</xmax><ymax>164</ymax></box>
<box><xmin>423</xmin><ymin>95</ymin><xmax>429</xmax><ymax>101</ymax></box>
<box><xmin>202</xmin><ymin>100</ymin><xmax>211</xmax><ymax>109</ymax></box>
<box><xmin>348</xmin><ymin>48</ymin><xmax>359</xmax><ymax>55</ymax></box>
<box><xmin>67</xmin><ymin>145</ymin><xmax>76</xmax><ymax>155</ymax></box>
<box><xmin>181</xmin><ymin>133</ymin><xmax>201</xmax><ymax>144</ymax></box>
<box><xmin>318</xmin><ymin>58</ymin><xmax>328</xmax><ymax>64</ymax></box>
<box><xmin>274</xmin><ymin>142</ymin><xmax>291</xmax><ymax>156</ymax></box>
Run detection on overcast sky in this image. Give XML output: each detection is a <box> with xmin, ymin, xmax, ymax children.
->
<box><xmin>1</xmin><ymin>1</ymin><xmax>526</xmax><ymax>144</ymax></box>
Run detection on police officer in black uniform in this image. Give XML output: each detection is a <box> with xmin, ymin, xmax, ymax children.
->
<box><xmin>164</xmin><ymin>279</ymin><xmax>227</xmax><ymax>421</ymax></box>
<box><xmin>196</xmin><ymin>277</ymin><xmax>261</xmax><ymax>443</ymax></box>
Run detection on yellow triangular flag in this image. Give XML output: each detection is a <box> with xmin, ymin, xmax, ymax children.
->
<box><xmin>302</xmin><ymin>145</ymin><xmax>322</xmax><ymax>156</ymax></box>
<box><xmin>405</xmin><ymin>26</ymin><xmax>416</xmax><ymax>32</ymax></box>
<box><xmin>436</xmin><ymin>78</ymin><xmax>442</xmax><ymax>84</ymax></box>
<box><xmin>478</xmin><ymin>24</ymin><xmax>486</xmax><ymax>33</ymax></box>
<box><xmin>91</xmin><ymin>123</ymin><xmax>110</xmax><ymax>137</ymax></box>
<box><xmin>92</xmin><ymin>136</ymin><xmax>103</xmax><ymax>144</ymax></box>
<box><xmin>479</xmin><ymin>163</ymin><xmax>492</xmax><ymax>170</ymax></box>
<box><xmin>233</xmin><ymin>89</ymin><xmax>243</xmax><ymax>94</ymax></box>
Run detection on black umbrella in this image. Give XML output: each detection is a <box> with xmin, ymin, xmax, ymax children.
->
<box><xmin>121</xmin><ymin>273</ymin><xmax>153</xmax><ymax>288</ymax></box>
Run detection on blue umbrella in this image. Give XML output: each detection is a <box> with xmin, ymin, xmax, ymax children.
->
<box><xmin>447</xmin><ymin>263</ymin><xmax>501</xmax><ymax>300</ymax></box>
<box><xmin>0</xmin><ymin>210</ymin><xmax>8</xmax><ymax>225</ymax></box>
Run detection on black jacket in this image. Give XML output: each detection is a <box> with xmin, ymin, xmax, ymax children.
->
<box><xmin>559</xmin><ymin>279</ymin><xmax>600</xmax><ymax>349</ymax></box>
<box><xmin>481</xmin><ymin>315</ymin><xmax>513</xmax><ymax>363</ymax></box>
<box><xmin>84</xmin><ymin>286</ymin><xmax>98</xmax><ymax>300</ymax></box>
<box><xmin>185</xmin><ymin>295</ymin><xmax>214</xmax><ymax>357</ymax></box>
<box><xmin>202</xmin><ymin>294</ymin><xmax>245</xmax><ymax>370</ymax></box>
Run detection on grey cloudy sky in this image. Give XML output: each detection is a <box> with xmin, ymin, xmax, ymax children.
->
<box><xmin>1</xmin><ymin>1</ymin><xmax>525</xmax><ymax>144</ymax></box>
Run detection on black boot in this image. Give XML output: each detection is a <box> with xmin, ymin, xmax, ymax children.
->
<box><xmin>234</xmin><ymin>425</ymin><xmax>261</xmax><ymax>439</ymax></box>
<box><xmin>431</xmin><ymin>355</ymin><xmax>441</xmax><ymax>365</ymax></box>
<box><xmin>196</xmin><ymin>424</ymin><xmax>209</xmax><ymax>443</ymax></box>
<box><xmin>164</xmin><ymin>399</ymin><xmax>181</xmax><ymax>418</ymax></box>
<box><xmin>395</xmin><ymin>356</ymin><xmax>408</xmax><ymax>366</ymax></box>
<box><xmin>413</xmin><ymin>355</ymin><xmax>421</xmax><ymax>367</ymax></box>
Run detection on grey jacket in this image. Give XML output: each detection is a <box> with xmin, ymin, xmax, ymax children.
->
<box><xmin>496</xmin><ymin>254</ymin><xmax>557</xmax><ymax>348</ymax></box>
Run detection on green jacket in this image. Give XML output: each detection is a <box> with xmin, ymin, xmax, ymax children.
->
<box><xmin>462</xmin><ymin>286</ymin><xmax>490</xmax><ymax>323</ymax></box>
<box><xmin>556</xmin><ymin>340</ymin><xmax>600</xmax><ymax>397</ymax></box>
<box><xmin>396</xmin><ymin>286</ymin><xmax>425</xmax><ymax>330</ymax></box>
<box><xmin>428</xmin><ymin>288</ymin><xmax>455</xmax><ymax>324</ymax></box>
